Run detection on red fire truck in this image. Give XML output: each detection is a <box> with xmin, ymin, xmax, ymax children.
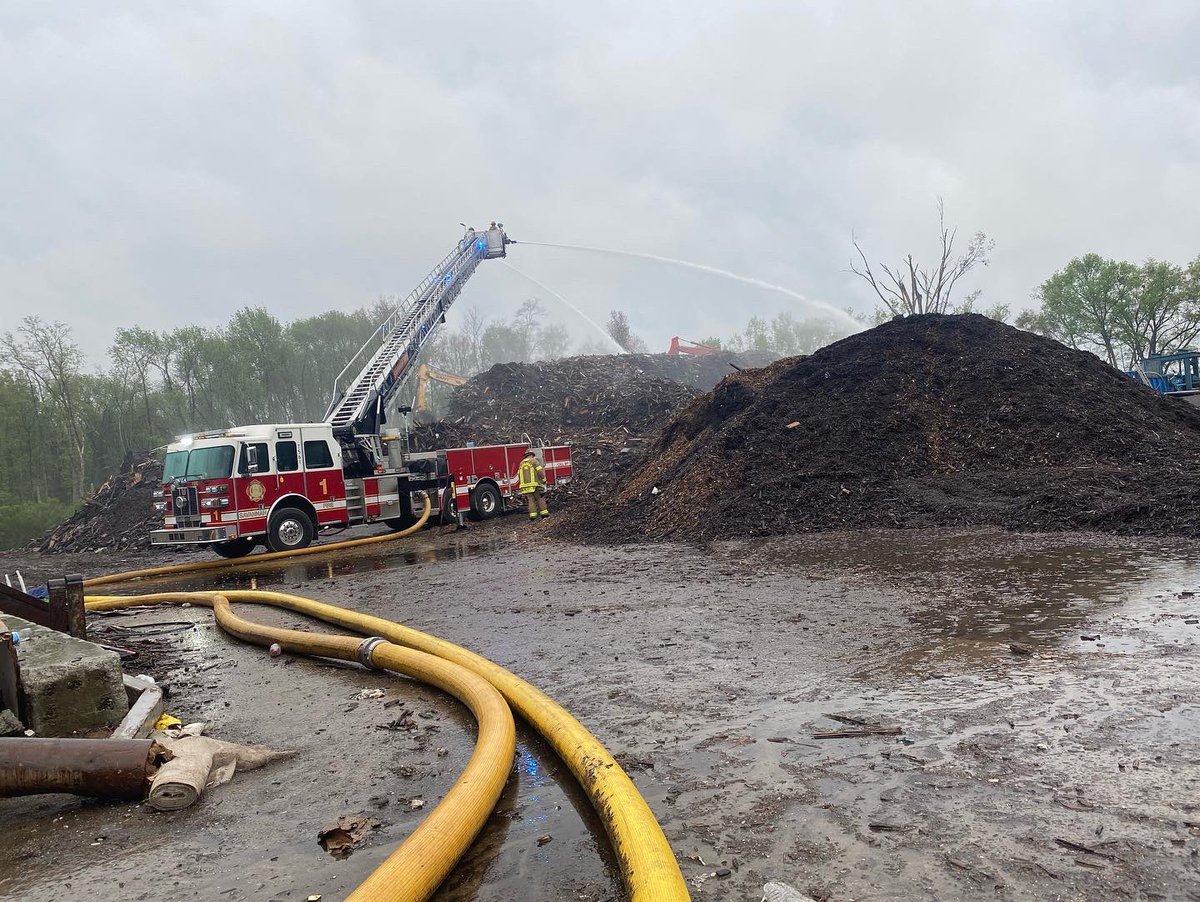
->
<box><xmin>150</xmin><ymin>224</ymin><xmax>577</xmax><ymax>558</ymax></box>
<box><xmin>436</xmin><ymin>442</ymin><xmax>574</xmax><ymax>519</ymax></box>
<box><xmin>152</xmin><ymin>424</ymin><xmax>572</xmax><ymax>557</ymax></box>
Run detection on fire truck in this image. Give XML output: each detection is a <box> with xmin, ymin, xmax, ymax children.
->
<box><xmin>151</xmin><ymin>224</ymin><xmax>574</xmax><ymax>558</ymax></box>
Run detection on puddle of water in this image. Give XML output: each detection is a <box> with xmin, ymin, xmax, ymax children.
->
<box><xmin>123</xmin><ymin>531</ymin><xmax>508</xmax><ymax>595</ymax></box>
<box><xmin>748</xmin><ymin>530</ymin><xmax>1200</xmax><ymax>676</ymax></box>
<box><xmin>436</xmin><ymin>734</ymin><xmax>621</xmax><ymax>900</ymax></box>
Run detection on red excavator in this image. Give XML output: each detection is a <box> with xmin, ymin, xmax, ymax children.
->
<box><xmin>667</xmin><ymin>336</ymin><xmax>720</xmax><ymax>357</ymax></box>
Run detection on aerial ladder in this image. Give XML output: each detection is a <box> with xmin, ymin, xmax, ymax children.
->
<box><xmin>324</xmin><ymin>224</ymin><xmax>509</xmax><ymax>436</ymax></box>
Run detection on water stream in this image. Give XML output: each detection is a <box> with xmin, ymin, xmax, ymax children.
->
<box><xmin>516</xmin><ymin>240</ymin><xmax>862</xmax><ymax>330</ymax></box>
<box><xmin>498</xmin><ymin>261</ymin><xmax>626</xmax><ymax>353</ymax></box>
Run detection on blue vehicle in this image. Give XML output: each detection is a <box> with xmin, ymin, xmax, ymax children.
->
<box><xmin>1129</xmin><ymin>351</ymin><xmax>1200</xmax><ymax>404</ymax></box>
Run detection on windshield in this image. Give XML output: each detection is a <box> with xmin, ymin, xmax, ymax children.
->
<box><xmin>163</xmin><ymin>451</ymin><xmax>188</xmax><ymax>481</ymax></box>
<box><xmin>163</xmin><ymin>445</ymin><xmax>235</xmax><ymax>481</ymax></box>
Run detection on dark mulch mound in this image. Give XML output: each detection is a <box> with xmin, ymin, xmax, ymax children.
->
<box><xmin>35</xmin><ymin>454</ymin><xmax>162</xmax><ymax>553</ymax></box>
<box><xmin>561</xmin><ymin>313</ymin><xmax>1200</xmax><ymax>542</ymax></box>
<box><xmin>446</xmin><ymin>357</ymin><xmax>700</xmax><ymax>440</ymax></box>
<box><xmin>410</xmin><ymin>352</ymin><xmax>776</xmax><ymax>504</ymax></box>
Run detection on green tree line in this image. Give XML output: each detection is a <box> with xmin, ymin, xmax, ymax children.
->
<box><xmin>16</xmin><ymin>245</ymin><xmax>1186</xmax><ymax>549</ymax></box>
<box><xmin>0</xmin><ymin>299</ymin><xmax>577</xmax><ymax>547</ymax></box>
<box><xmin>1017</xmin><ymin>254</ymin><xmax>1200</xmax><ymax>368</ymax></box>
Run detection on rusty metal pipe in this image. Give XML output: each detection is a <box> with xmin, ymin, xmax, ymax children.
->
<box><xmin>0</xmin><ymin>738</ymin><xmax>158</xmax><ymax>799</ymax></box>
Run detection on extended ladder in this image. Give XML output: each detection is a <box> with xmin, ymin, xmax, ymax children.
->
<box><xmin>324</xmin><ymin>225</ymin><xmax>508</xmax><ymax>433</ymax></box>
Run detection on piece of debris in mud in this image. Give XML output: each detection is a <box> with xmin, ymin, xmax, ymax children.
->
<box><xmin>34</xmin><ymin>452</ymin><xmax>163</xmax><ymax>553</ymax></box>
<box><xmin>1053</xmin><ymin>837</ymin><xmax>1122</xmax><ymax>861</ymax></box>
<box><xmin>376</xmin><ymin>710</ymin><xmax>417</xmax><ymax>732</ymax></box>
<box><xmin>318</xmin><ymin>814</ymin><xmax>381</xmax><ymax>859</ymax></box>
<box><xmin>811</xmin><ymin>727</ymin><xmax>903</xmax><ymax>740</ymax></box>
<box><xmin>148</xmin><ymin>731</ymin><xmax>294</xmax><ymax>811</ymax></box>
<box><xmin>615</xmin><ymin>752</ymin><xmax>655</xmax><ymax>771</ymax></box>
<box><xmin>563</xmin><ymin>313</ymin><xmax>1200</xmax><ymax>543</ymax></box>
<box><xmin>762</xmin><ymin>882</ymin><xmax>819</xmax><ymax>902</ymax></box>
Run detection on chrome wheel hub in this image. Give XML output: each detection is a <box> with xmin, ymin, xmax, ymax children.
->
<box><xmin>277</xmin><ymin>518</ymin><xmax>304</xmax><ymax>546</ymax></box>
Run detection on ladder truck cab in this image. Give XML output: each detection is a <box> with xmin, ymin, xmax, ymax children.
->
<box><xmin>150</xmin><ymin>223</ymin><xmax>574</xmax><ymax>558</ymax></box>
<box><xmin>153</xmin><ymin>423</ymin><xmax>444</xmax><ymax>557</ymax></box>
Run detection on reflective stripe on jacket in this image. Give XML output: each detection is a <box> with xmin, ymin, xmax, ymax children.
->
<box><xmin>518</xmin><ymin>458</ymin><xmax>544</xmax><ymax>493</ymax></box>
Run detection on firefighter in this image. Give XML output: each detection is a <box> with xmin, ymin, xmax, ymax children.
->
<box><xmin>518</xmin><ymin>449</ymin><xmax>549</xmax><ymax>520</ymax></box>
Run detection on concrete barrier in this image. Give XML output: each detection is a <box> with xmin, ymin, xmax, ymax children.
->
<box><xmin>4</xmin><ymin>615</ymin><xmax>128</xmax><ymax>737</ymax></box>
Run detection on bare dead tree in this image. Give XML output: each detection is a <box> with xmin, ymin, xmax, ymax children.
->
<box><xmin>850</xmin><ymin>199</ymin><xmax>994</xmax><ymax>317</ymax></box>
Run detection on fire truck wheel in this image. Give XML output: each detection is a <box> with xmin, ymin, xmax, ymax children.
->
<box><xmin>267</xmin><ymin>507</ymin><xmax>315</xmax><ymax>552</ymax></box>
<box><xmin>210</xmin><ymin>537</ymin><xmax>257</xmax><ymax>559</ymax></box>
<box><xmin>470</xmin><ymin>483</ymin><xmax>502</xmax><ymax>520</ymax></box>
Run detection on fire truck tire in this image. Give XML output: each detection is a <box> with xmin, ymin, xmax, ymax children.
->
<box><xmin>469</xmin><ymin>482</ymin><xmax>502</xmax><ymax>520</ymax></box>
<box><xmin>267</xmin><ymin>507</ymin><xmax>315</xmax><ymax>552</ymax></box>
<box><xmin>210</xmin><ymin>538</ymin><xmax>257</xmax><ymax>559</ymax></box>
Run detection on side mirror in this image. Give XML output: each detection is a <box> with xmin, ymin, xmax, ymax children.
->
<box><xmin>247</xmin><ymin>445</ymin><xmax>260</xmax><ymax>474</ymax></box>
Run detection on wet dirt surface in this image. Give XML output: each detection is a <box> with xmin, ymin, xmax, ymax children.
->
<box><xmin>3</xmin><ymin>521</ymin><xmax>1200</xmax><ymax>900</ymax></box>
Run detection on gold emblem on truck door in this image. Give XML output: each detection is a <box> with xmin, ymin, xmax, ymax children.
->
<box><xmin>247</xmin><ymin>479</ymin><xmax>266</xmax><ymax>502</ymax></box>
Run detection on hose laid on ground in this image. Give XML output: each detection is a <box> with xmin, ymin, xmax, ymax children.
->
<box><xmin>83</xmin><ymin>488</ymin><xmax>691</xmax><ymax>901</ymax></box>
<box><xmin>86</xmin><ymin>587</ymin><xmax>691</xmax><ymax>900</ymax></box>
<box><xmin>82</xmin><ymin>495</ymin><xmax>435</xmax><ymax>589</ymax></box>
<box><xmin>89</xmin><ymin>590</ymin><xmax>516</xmax><ymax>901</ymax></box>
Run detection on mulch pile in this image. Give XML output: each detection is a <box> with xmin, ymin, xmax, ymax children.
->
<box><xmin>561</xmin><ymin>313</ymin><xmax>1200</xmax><ymax>542</ymax></box>
<box><xmin>411</xmin><ymin>352</ymin><xmax>772</xmax><ymax>502</ymax></box>
<box><xmin>446</xmin><ymin>356</ymin><xmax>700</xmax><ymax>440</ymax></box>
<box><xmin>33</xmin><ymin>352</ymin><xmax>770</xmax><ymax>553</ymax></box>
<box><xmin>35</xmin><ymin>454</ymin><xmax>162</xmax><ymax>553</ymax></box>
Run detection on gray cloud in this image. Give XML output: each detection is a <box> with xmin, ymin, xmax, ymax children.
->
<box><xmin>3</xmin><ymin>1</ymin><xmax>1199</xmax><ymax>360</ymax></box>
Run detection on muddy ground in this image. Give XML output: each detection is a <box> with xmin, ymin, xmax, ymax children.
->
<box><xmin>2</xmin><ymin>519</ymin><xmax>1199</xmax><ymax>901</ymax></box>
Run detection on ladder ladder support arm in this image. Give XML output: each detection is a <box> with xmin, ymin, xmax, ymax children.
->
<box><xmin>324</xmin><ymin>224</ymin><xmax>508</xmax><ymax>432</ymax></box>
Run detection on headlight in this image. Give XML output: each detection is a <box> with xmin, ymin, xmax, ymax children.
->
<box><xmin>201</xmin><ymin>498</ymin><xmax>230</xmax><ymax>509</ymax></box>
<box><xmin>205</xmin><ymin>484</ymin><xmax>228</xmax><ymax>495</ymax></box>
<box><xmin>154</xmin><ymin>502</ymin><xmax>166</xmax><ymax>512</ymax></box>
<box><xmin>153</xmin><ymin>489</ymin><xmax>164</xmax><ymax>499</ymax></box>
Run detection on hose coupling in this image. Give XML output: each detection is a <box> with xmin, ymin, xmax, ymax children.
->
<box><xmin>357</xmin><ymin>636</ymin><xmax>388</xmax><ymax>670</ymax></box>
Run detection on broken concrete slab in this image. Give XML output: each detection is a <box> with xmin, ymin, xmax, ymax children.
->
<box><xmin>6</xmin><ymin>615</ymin><xmax>128</xmax><ymax>737</ymax></box>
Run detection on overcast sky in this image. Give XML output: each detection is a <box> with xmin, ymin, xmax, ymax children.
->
<box><xmin>4</xmin><ymin>2</ymin><xmax>1199</xmax><ymax>361</ymax></box>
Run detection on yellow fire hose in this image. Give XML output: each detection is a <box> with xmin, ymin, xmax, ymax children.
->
<box><xmin>83</xmin><ymin>494</ymin><xmax>438</xmax><ymax>589</ymax></box>
<box><xmin>151</xmin><ymin>592</ymin><xmax>514</xmax><ymax>900</ymax></box>
<box><xmin>83</xmin><ymin>497</ymin><xmax>691</xmax><ymax>901</ymax></box>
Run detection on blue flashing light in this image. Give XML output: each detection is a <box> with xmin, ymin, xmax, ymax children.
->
<box><xmin>476</xmin><ymin>239</ymin><xmax>487</xmax><ymax>251</ymax></box>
